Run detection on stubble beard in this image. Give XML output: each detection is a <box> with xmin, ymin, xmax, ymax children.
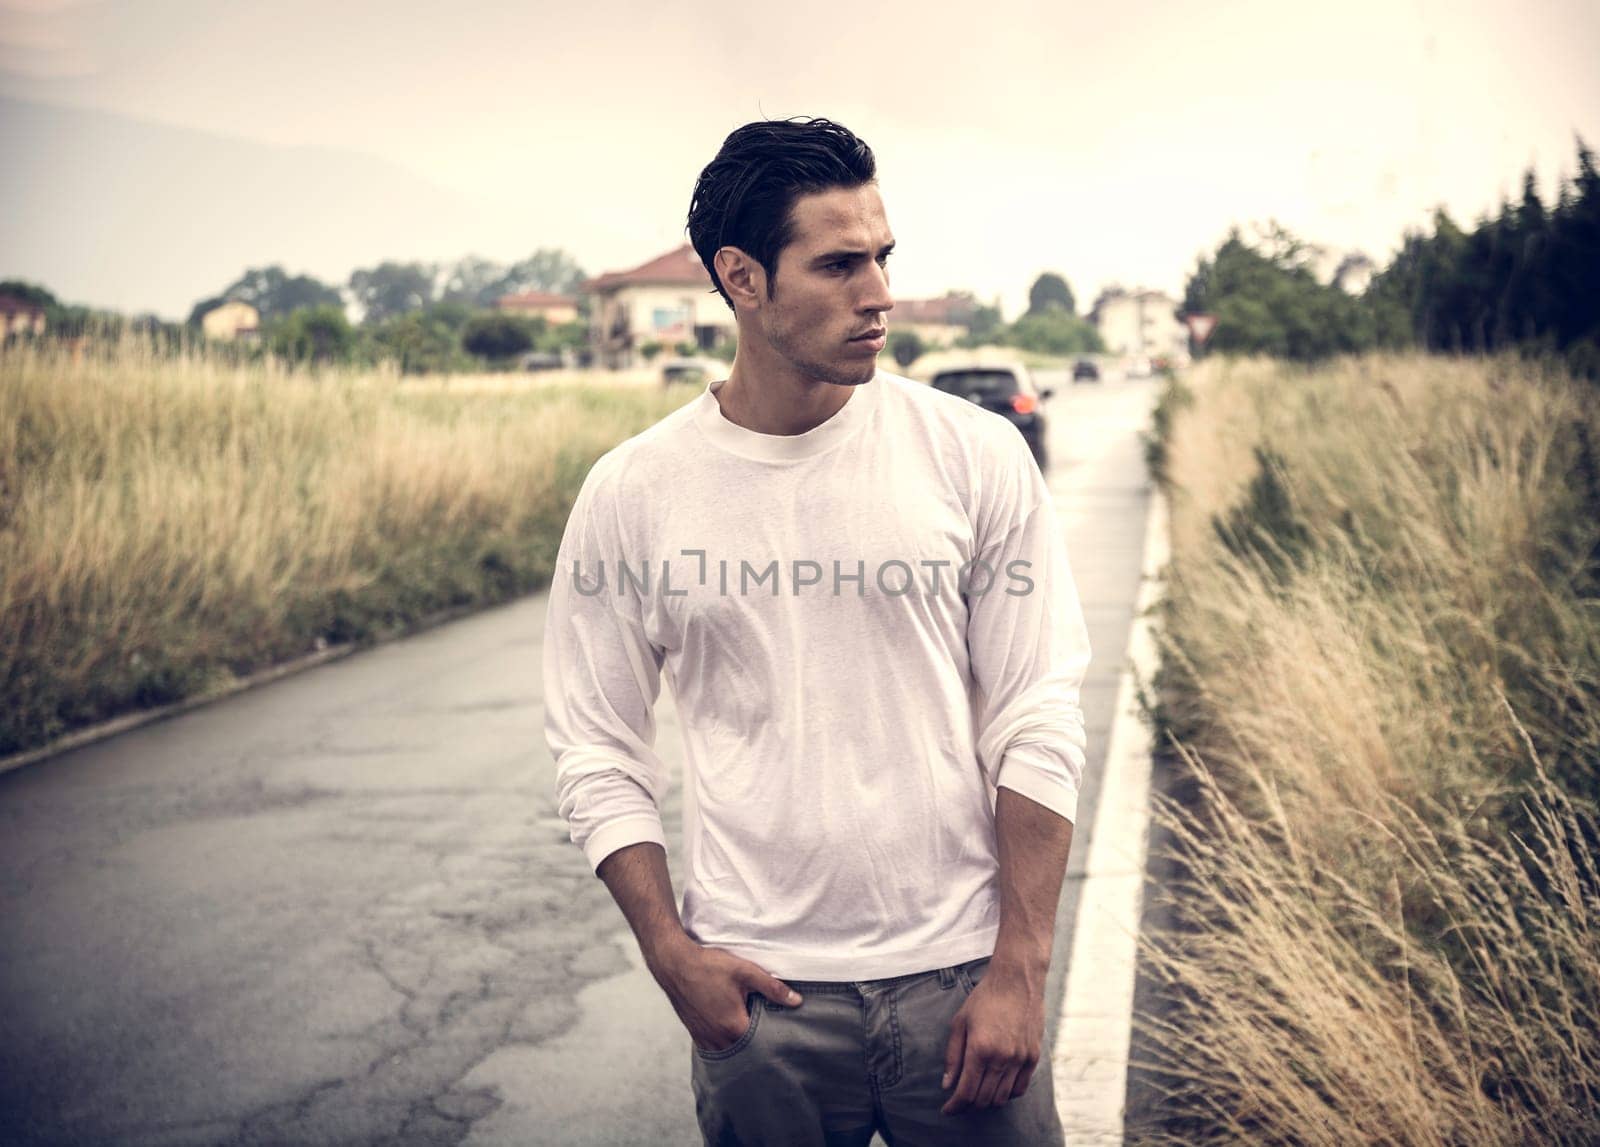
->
<box><xmin>764</xmin><ymin>314</ymin><xmax>877</xmax><ymax>388</ymax></box>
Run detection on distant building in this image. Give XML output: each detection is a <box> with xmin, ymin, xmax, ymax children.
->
<box><xmin>891</xmin><ymin>293</ymin><xmax>977</xmax><ymax>347</ymax></box>
<box><xmin>1091</xmin><ymin>289</ymin><xmax>1187</xmax><ymax>361</ymax></box>
<box><xmin>581</xmin><ymin>244</ymin><xmax>735</xmax><ymax>369</ymax></box>
<box><xmin>494</xmin><ymin>290</ymin><xmax>580</xmax><ymax>326</ymax></box>
<box><xmin>201</xmin><ymin>300</ymin><xmax>260</xmax><ymax>341</ymax></box>
<box><xmin>0</xmin><ymin>294</ymin><xmax>47</xmax><ymax>339</ymax></box>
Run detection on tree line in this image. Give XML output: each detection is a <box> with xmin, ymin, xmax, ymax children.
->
<box><xmin>186</xmin><ymin>251</ymin><xmax>591</xmax><ymax>373</ymax></box>
<box><xmin>1182</xmin><ymin>137</ymin><xmax>1600</xmax><ymax>380</ymax></box>
<box><xmin>14</xmin><ymin>135</ymin><xmax>1594</xmax><ymax>381</ymax></box>
<box><xmin>0</xmin><ymin>249</ymin><xmax>592</xmax><ymax>374</ymax></box>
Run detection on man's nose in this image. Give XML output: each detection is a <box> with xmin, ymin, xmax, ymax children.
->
<box><xmin>861</xmin><ymin>263</ymin><xmax>894</xmax><ymax>315</ymax></box>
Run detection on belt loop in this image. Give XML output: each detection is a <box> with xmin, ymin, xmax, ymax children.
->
<box><xmin>938</xmin><ymin>965</ymin><xmax>956</xmax><ymax>989</ymax></box>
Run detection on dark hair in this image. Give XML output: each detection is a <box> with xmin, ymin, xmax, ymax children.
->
<box><xmin>687</xmin><ymin>117</ymin><xmax>877</xmax><ymax>311</ymax></box>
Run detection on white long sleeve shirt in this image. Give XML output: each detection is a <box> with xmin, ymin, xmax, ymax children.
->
<box><xmin>542</xmin><ymin>368</ymin><xmax>1091</xmax><ymax>980</ymax></box>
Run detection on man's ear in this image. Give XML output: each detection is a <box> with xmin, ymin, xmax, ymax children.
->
<box><xmin>715</xmin><ymin>247</ymin><xmax>766</xmax><ymax>308</ymax></box>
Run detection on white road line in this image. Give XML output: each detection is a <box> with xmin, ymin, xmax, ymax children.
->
<box><xmin>1052</xmin><ymin>481</ymin><xmax>1168</xmax><ymax>1144</ymax></box>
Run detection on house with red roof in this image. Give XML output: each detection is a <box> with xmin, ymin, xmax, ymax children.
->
<box><xmin>890</xmin><ymin>292</ymin><xmax>980</xmax><ymax>347</ymax></box>
<box><xmin>581</xmin><ymin>244</ymin><xmax>735</xmax><ymax>369</ymax></box>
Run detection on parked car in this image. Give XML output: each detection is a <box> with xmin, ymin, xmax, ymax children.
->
<box><xmin>519</xmin><ymin>351</ymin><xmax>565</xmax><ymax>372</ymax></box>
<box><xmin>1072</xmin><ymin>358</ymin><xmax>1100</xmax><ymax>383</ymax></box>
<box><xmin>660</xmin><ymin>357</ymin><xmax>719</xmax><ymax>387</ymax></box>
<box><xmin>926</xmin><ymin>361</ymin><xmax>1053</xmax><ymax>471</ymax></box>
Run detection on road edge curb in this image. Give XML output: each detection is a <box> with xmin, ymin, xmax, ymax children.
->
<box><xmin>1051</xmin><ymin>476</ymin><xmax>1168</xmax><ymax>1143</ymax></box>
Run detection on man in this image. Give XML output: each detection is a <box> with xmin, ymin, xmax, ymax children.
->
<box><xmin>543</xmin><ymin>117</ymin><xmax>1091</xmax><ymax>1145</ymax></box>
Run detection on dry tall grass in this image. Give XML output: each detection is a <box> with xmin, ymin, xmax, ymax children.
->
<box><xmin>1131</xmin><ymin>353</ymin><xmax>1600</xmax><ymax>1144</ymax></box>
<box><xmin>0</xmin><ymin>338</ymin><xmax>685</xmax><ymax>756</ymax></box>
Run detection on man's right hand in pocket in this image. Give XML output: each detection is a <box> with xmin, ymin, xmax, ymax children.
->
<box><xmin>649</xmin><ymin>938</ymin><xmax>804</xmax><ymax>1053</ymax></box>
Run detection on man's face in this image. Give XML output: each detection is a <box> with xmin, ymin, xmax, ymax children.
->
<box><xmin>753</xmin><ymin>183</ymin><xmax>895</xmax><ymax>387</ymax></box>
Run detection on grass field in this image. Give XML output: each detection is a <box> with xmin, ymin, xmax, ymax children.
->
<box><xmin>1130</xmin><ymin>353</ymin><xmax>1600</xmax><ymax>1144</ymax></box>
<box><xmin>0</xmin><ymin>339</ymin><xmax>685</xmax><ymax>757</ymax></box>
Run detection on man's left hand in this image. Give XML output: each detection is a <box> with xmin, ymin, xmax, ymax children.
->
<box><xmin>939</xmin><ymin>961</ymin><xmax>1045</xmax><ymax>1116</ymax></box>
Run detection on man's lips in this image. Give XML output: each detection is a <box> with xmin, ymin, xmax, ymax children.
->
<box><xmin>850</xmin><ymin>328</ymin><xmax>887</xmax><ymax>341</ymax></box>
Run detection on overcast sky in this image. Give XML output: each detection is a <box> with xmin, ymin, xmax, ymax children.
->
<box><xmin>3</xmin><ymin>0</ymin><xmax>1597</xmax><ymax>319</ymax></box>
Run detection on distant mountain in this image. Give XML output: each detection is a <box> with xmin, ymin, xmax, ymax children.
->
<box><xmin>0</xmin><ymin>97</ymin><xmax>474</xmax><ymax>320</ymax></box>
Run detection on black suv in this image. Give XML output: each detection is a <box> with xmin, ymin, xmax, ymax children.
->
<box><xmin>927</xmin><ymin>363</ymin><xmax>1052</xmax><ymax>471</ymax></box>
<box><xmin>1072</xmin><ymin>359</ymin><xmax>1100</xmax><ymax>382</ymax></box>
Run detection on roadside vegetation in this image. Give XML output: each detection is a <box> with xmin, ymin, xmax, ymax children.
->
<box><xmin>0</xmin><ymin>337</ymin><xmax>684</xmax><ymax>757</ymax></box>
<box><xmin>1130</xmin><ymin>352</ymin><xmax>1600</xmax><ymax>1144</ymax></box>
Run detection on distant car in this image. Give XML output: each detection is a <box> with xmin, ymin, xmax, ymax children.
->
<box><xmin>926</xmin><ymin>362</ymin><xmax>1053</xmax><ymax>471</ymax></box>
<box><xmin>519</xmin><ymin>351</ymin><xmax>565</xmax><ymax>372</ymax></box>
<box><xmin>1126</xmin><ymin>356</ymin><xmax>1153</xmax><ymax>379</ymax></box>
<box><xmin>1072</xmin><ymin>359</ymin><xmax>1100</xmax><ymax>383</ymax></box>
<box><xmin>660</xmin><ymin>357</ymin><xmax>719</xmax><ymax>387</ymax></box>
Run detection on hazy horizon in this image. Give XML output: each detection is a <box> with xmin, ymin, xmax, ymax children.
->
<box><xmin>3</xmin><ymin>0</ymin><xmax>1597</xmax><ymax>321</ymax></box>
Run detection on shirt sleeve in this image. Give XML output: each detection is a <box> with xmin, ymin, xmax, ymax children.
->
<box><xmin>966</xmin><ymin>430</ymin><xmax>1093</xmax><ymax>824</ymax></box>
<box><xmin>542</xmin><ymin>457</ymin><xmax>672</xmax><ymax>874</ymax></box>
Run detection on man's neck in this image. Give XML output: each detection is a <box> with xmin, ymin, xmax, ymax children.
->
<box><xmin>715</xmin><ymin>358</ymin><xmax>856</xmax><ymax>436</ymax></box>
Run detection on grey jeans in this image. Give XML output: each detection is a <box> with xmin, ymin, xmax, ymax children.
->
<box><xmin>689</xmin><ymin>955</ymin><xmax>1065</xmax><ymax>1146</ymax></box>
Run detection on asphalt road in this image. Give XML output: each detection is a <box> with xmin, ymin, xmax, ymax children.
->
<box><xmin>0</xmin><ymin>370</ymin><xmax>1160</xmax><ymax>1145</ymax></box>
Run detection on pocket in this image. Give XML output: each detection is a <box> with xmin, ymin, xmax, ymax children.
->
<box><xmin>693</xmin><ymin>991</ymin><xmax>762</xmax><ymax>1061</ymax></box>
<box><xmin>954</xmin><ymin>956</ymin><xmax>992</xmax><ymax>996</ymax></box>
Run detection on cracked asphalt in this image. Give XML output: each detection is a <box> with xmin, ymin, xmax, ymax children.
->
<box><xmin>0</xmin><ymin>374</ymin><xmax>1157</xmax><ymax>1145</ymax></box>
